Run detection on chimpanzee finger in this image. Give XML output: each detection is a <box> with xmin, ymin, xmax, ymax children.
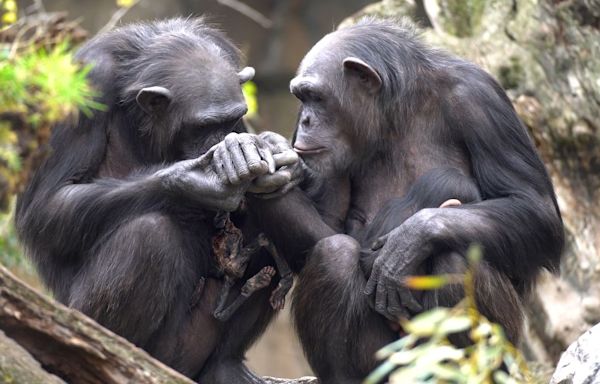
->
<box><xmin>247</xmin><ymin>172</ymin><xmax>302</xmax><ymax>199</ymax></box>
<box><xmin>239</xmin><ymin>136</ymin><xmax>268</xmax><ymax>175</ymax></box>
<box><xmin>387</xmin><ymin>288</ymin><xmax>409</xmax><ymax>320</ymax></box>
<box><xmin>190</xmin><ymin>144</ymin><xmax>216</xmax><ymax>169</ymax></box>
<box><xmin>218</xmin><ymin>144</ymin><xmax>239</xmax><ymax>185</ymax></box>
<box><xmin>371</xmin><ymin>234</ymin><xmax>388</xmax><ymax>251</ymax></box>
<box><xmin>212</xmin><ymin>147</ymin><xmax>228</xmax><ymax>182</ymax></box>
<box><xmin>273</xmin><ymin>150</ymin><xmax>299</xmax><ymax>168</ymax></box>
<box><xmin>255</xmin><ymin>139</ymin><xmax>276</xmax><ymax>174</ymax></box>
<box><xmin>364</xmin><ymin>260</ymin><xmax>381</xmax><ymax>296</ymax></box>
<box><xmin>439</xmin><ymin>198</ymin><xmax>462</xmax><ymax>208</ymax></box>
<box><xmin>375</xmin><ymin>282</ymin><xmax>395</xmax><ymax>321</ymax></box>
<box><xmin>224</xmin><ymin>133</ymin><xmax>250</xmax><ymax>181</ymax></box>
<box><xmin>249</xmin><ymin>169</ymin><xmax>292</xmax><ymax>192</ymax></box>
<box><xmin>399</xmin><ymin>287</ymin><xmax>423</xmax><ymax>313</ymax></box>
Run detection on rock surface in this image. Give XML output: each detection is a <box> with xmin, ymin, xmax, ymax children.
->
<box><xmin>550</xmin><ymin>322</ymin><xmax>600</xmax><ymax>384</ymax></box>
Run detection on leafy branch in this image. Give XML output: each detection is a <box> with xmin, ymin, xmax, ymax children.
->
<box><xmin>365</xmin><ymin>245</ymin><xmax>533</xmax><ymax>384</ymax></box>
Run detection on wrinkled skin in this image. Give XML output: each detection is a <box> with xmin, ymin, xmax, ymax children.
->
<box><xmin>250</xmin><ymin>18</ymin><xmax>564</xmax><ymax>384</ymax></box>
<box><xmin>15</xmin><ymin>18</ymin><xmax>300</xmax><ymax>384</ymax></box>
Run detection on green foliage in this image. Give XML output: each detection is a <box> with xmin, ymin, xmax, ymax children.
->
<box><xmin>438</xmin><ymin>0</ymin><xmax>487</xmax><ymax>37</ymax></box>
<box><xmin>0</xmin><ymin>43</ymin><xmax>104</xmax><ymax>123</ymax></box>
<box><xmin>116</xmin><ymin>0</ymin><xmax>137</xmax><ymax>8</ymax></box>
<box><xmin>0</xmin><ymin>202</ymin><xmax>27</xmax><ymax>271</ymax></box>
<box><xmin>498</xmin><ymin>57</ymin><xmax>524</xmax><ymax>90</ymax></box>
<box><xmin>242</xmin><ymin>80</ymin><xmax>259</xmax><ymax>118</ymax></box>
<box><xmin>0</xmin><ymin>29</ymin><xmax>104</xmax><ymax>210</ymax></box>
<box><xmin>365</xmin><ymin>245</ymin><xmax>532</xmax><ymax>384</ymax></box>
<box><xmin>0</xmin><ymin>0</ymin><xmax>17</xmax><ymax>27</ymax></box>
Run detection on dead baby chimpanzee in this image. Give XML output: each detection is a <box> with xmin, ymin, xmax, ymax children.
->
<box><xmin>210</xmin><ymin>211</ymin><xmax>292</xmax><ymax>321</ymax></box>
<box><xmin>16</xmin><ymin>18</ymin><xmax>298</xmax><ymax>384</ymax></box>
<box><xmin>251</xmin><ymin>18</ymin><xmax>564</xmax><ymax>384</ymax></box>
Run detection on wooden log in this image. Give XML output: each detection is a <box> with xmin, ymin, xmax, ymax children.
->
<box><xmin>0</xmin><ymin>265</ymin><xmax>194</xmax><ymax>384</ymax></box>
<box><xmin>0</xmin><ymin>265</ymin><xmax>317</xmax><ymax>383</ymax></box>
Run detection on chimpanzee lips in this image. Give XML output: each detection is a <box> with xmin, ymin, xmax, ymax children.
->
<box><xmin>293</xmin><ymin>142</ymin><xmax>326</xmax><ymax>155</ymax></box>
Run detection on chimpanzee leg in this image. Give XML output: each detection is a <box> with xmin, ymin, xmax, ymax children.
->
<box><xmin>261</xmin><ymin>235</ymin><xmax>293</xmax><ymax>310</ymax></box>
<box><xmin>423</xmin><ymin>252</ymin><xmax>523</xmax><ymax>344</ymax></box>
<box><xmin>214</xmin><ymin>266</ymin><xmax>276</xmax><ymax>321</ymax></box>
<box><xmin>293</xmin><ymin>234</ymin><xmax>396</xmax><ymax>384</ymax></box>
<box><xmin>198</xmin><ymin>283</ymin><xmax>276</xmax><ymax>384</ymax></box>
<box><xmin>68</xmin><ymin>213</ymin><xmax>220</xmax><ymax>377</ymax></box>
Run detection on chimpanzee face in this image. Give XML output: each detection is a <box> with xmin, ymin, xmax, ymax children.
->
<box><xmin>133</xmin><ymin>51</ymin><xmax>255</xmax><ymax>161</ymax></box>
<box><xmin>290</xmin><ymin>33</ymin><xmax>382</xmax><ymax>178</ymax></box>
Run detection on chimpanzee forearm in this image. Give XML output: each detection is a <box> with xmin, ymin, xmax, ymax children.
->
<box><xmin>365</xmin><ymin>188</ymin><xmax>564</xmax><ymax>320</ymax></box>
<box><xmin>18</xmin><ymin>173</ymin><xmax>190</xmax><ymax>261</ymax></box>
<box><xmin>415</xmin><ymin>194</ymin><xmax>562</xmax><ymax>284</ymax></box>
<box><xmin>247</xmin><ymin>188</ymin><xmax>336</xmax><ymax>272</ymax></box>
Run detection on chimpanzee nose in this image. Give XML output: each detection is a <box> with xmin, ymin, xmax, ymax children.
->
<box><xmin>301</xmin><ymin>116</ymin><xmax>310</xmax><ymax>127</ymax></box>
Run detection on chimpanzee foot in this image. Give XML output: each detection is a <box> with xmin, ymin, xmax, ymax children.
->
<box><xmin>242</xmin><ymin>266</ymin><xmax>276</xmax><ymax>295</ymax></box>
<box><xmin>214</xmin><ymin>267</ymin><xmax>276</xmax><ymax>321</ymax></box>
<box><xmin>269</xmin><ymin>274</ymin><xmax>293</xmax><ymax>310</ymax></box>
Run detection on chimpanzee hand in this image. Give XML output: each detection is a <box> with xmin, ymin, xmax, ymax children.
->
<box><xmin>364</xmin><ymin>209</ymin><xmax>446</xmax><ymax>321</ymax></box>
<box><xmin>247</xmin><ymin>131</ymin><xmax>302</xmax><ymax>198</ymax></box>
<box><xmin>156</xmin><ymin>132</ymin><xmax>280</xmax><ymax>211</ymax></box>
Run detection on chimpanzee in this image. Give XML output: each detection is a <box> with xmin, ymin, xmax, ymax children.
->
<box><xmin>249</xmin><ymin>18</ymin><xmax>564</xmax><ymax>384</ymax></box>
<box><xmin>211</xmin><ymin>211</ymin><xmax>292</xmax><ymax>321</ymax></box>
<box><xmin>359</xmin><ymin>167</ymin><xmax>482</xmax><ymax>278</ymax></box>
<box><xmin>15</xmin><ymin>18</ymin><xmax>299</xmax><ymax>383</ymax></box>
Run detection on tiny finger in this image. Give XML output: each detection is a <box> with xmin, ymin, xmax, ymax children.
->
<box><xmin>251</xmin><ymin>170</ymin><xmax>292</xmax><ymax>190</ymax></box>
<box><xmin>375</xmin><ymin>283</ymin><xmax>394</xmax><ymax>321</ymax></box>
<box><xmin>364</xmin><ymin>266</ymin><xmax>380</xmax><ymax>296</ymax></box>
<box><xmin>439</xmin><ymin>199</ymin><xmax>462</xmax><ymax>208</ymax></box>
<box><xmin>387</xmin><ymin>289</ymin><xmax>409</xmax><ymax>320</ymax></box>
<box><xmin>273</xmin><ymin>150</ymin><xmax>299</xmax><ymax>168</ymax></box>
<box><xmin>399</xmin><ymin>288</ymin><xmax>423</xmax><ymax>313</ymax></box>
<box><xmin>371</xmin><ymin>235</ymin><xmax>388</xmax><ymax>251</ymax></box>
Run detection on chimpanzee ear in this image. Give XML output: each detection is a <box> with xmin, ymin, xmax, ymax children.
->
<box><xmin>238</xmin><ymin>66</ymin><xmax>255</xmax><ymax>84</ymax></box>
<box><xmin>343</xmin><ymin>57</ymin><xmax>382</xmax><ymax>94</ymax></box>
<box><xmin>136</xmin><ymin>86</ymin><xmax>172</xmax><ymax>114</ymax></box>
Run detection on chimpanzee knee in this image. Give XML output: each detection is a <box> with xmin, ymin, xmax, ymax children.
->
<box><xmin>309</xmin><ymin>234</ymin><xmax>361</xmax><ymax>281</ymax></box>
<box><xmin>293</xmin><ymin>234</ymin><xmax>392</xmax><ymax>383</ymax></box>
<box><xmin>69</xmin><ymin>213</ymin><xmax>196</xmax><ymax>347</ymax></box>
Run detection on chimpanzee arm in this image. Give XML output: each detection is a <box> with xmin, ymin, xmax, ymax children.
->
<box><xmin>365</xmin><ymin>72</ymin><xmax>564</xmax><ymax>320</ymax></box>
<box><xmin>17</xmin><ymin>125</ymin><xmax>287</xmax><ymax>268</ymax></box>
<box><xmin>247</xmin><ymin>188</ymin><xmax>337</xmax><ymax>273</ymax></box>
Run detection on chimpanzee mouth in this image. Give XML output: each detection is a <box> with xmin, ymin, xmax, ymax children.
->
<box><xmin>293</xmin><ymin>145</ymin><xmax>327</xmax><ymax>155</ymax></box>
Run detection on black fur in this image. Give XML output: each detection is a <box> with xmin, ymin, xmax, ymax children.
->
<box><xmin>251</xmin><ymin>18</ymin><xmax>564</xmax><ymax>384</ymax></box>
<box><xmin>16</xmin><ymin>18</ymin><xmax>276</xmax><ymax>384</ymax></box>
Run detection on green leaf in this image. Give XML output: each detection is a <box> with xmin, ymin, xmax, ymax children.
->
<box><xmin>363</xmin><ymin>360</ymin><xmax>398</xmax><ymax>384</ymax></box>
<box><xmin>242</xmin><ymin>81</ymin><xmax>258</xmax><ymax>118</ymax></box>
<box><xmin>116</xmin><ymin>0</ymin><xmax>136</xmax><ymax>8</ymax></box>
<box><xmin>429</xmin><ymin>363</ymin><xmax>467</xmax><ymax>381</ymax></box>
<box><xmin>403</xmin><ymin>307</ymin><xmax>449</xmax><ymax>336</ymax></box>
<box><xmin>403</xmin><ymin>275</ymin><xmax>449</xmax><ymax>290</ymax></box>
<box><xmin>466</xmin><ymin>244</ymin><xmax>482</xmax><ymax>264</ymax></box>
<box><xmin>437</xmin><ymin>316</ymin><xmax>472</xmax><ymax>335</ymax></box>
<box><xmin>375</xmin><ymin>334</ymin><xmax>418</xmax><ymax>359</ymax></box>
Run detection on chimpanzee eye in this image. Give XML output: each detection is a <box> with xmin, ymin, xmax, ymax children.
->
<box><xmin>306</xmin><ymin>90</ymin><xmax>323</xmax><ymax>103</ymax></box>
